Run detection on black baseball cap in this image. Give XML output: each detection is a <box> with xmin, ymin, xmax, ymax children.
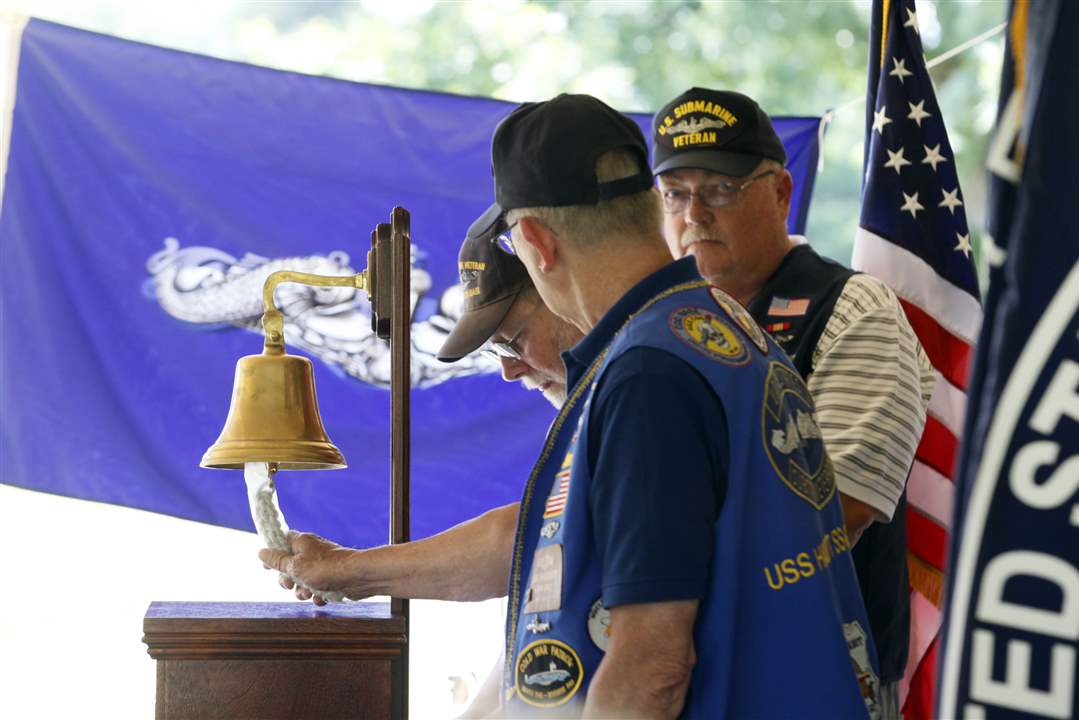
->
<box><xmin>436</xmin><ymin>229</ymin><xmax>531</xmax><ymax>362</ymax></box>
<box><xmin>651</xmin><ymin>88</ymin><xmax>786</xmax><ymax>177</ymax></box>
<box><xmin>466</xmin><ymin>93</ymin><xmax>654</xmax><ymax>245</ymax></box>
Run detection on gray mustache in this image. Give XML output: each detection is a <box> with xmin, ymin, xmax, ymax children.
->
<box><xmin>679</xmin><ymin>230</ymin><xmax>720</xmax><ymax>252</ymax></box>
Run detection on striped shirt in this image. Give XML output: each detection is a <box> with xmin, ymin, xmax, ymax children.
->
<box><xmin>807</xmin><ymin>274</ymin><xmax>936</xmax><ymax>520</ymax></box>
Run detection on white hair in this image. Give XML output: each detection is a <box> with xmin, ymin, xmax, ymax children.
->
<box><xmin>506</xmin><ymin>149</ymin><xmax>661</xmax><ymax>247</ymax></box>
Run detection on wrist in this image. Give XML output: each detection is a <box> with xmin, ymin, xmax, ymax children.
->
<box><xmin>341</xmin><ymin>544</ymin><xmax>395</xmax><ymax>599</ymax></box>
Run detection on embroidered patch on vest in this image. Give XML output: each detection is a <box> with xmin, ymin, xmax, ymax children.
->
<box><xmin>768</xmin><ymin>296</ymin><xmax>810</xmax><ymax>317</ymax></box>
<box><xmin>515</xmin><ymin>638</ymin><xmax>585</xmax><ymax>708</ymax></box>
<box><xmin>544</xmin><ymin>466</ymin><xmax>571</xmax><ymax>519</ymax></box>
<box><xmin>710</xmin><ymin>287</ymin><xmax>769</xmax><ymax>354</ymax></box>
<box><xmin>761</xmin><ymin>361</ymin><xmax>835</xmax><ymax>509</ymax></box>
<box><xmin>844</xmin><ymin>620</ymin><xmax>882</xmax><ymax>720</ymax></box>
<box><xmin>764</xmin><ymin>321</ymin><xmax>791</xmax><ymax>333</ymax></box>
<box><xmin>587</xmin><ymin>598</ymin><xmax>611</xmax><ymax>652</ymax></box>
<box><xmin>668</xmin><ymin>306</ymin><xmax>749</xmax><ymax>366</ymax></box>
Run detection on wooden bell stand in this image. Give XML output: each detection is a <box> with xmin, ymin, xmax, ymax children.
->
<box><xmin>144</xmin><ymin>208</ymin><xmax>413</xmax><ymax>719</ymax></box>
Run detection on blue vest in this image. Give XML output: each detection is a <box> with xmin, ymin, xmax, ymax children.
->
<box><xmin>747</xmin><ymin>243</ymin><xmax>910</xmax><ymax>684</ymax></box>
<box><xmin>503</xmin><ymin>280</ymin><xmax>881</xmax><ymax>719</ymax></box>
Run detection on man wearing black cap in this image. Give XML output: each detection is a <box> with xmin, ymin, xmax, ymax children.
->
<box><xmin>457</xmin><ymin>92</ymin><xmax>878</xmax><ymax>718</ymax></box>
<box><xmin>437</xmin><ymin>229</ymin><xmax>582</xmax><ymax>407</ymax></box>
<box><xmin>653</xmin><ymin>87</ymin><xmax>937</xmax><ymax>718</ymax></box>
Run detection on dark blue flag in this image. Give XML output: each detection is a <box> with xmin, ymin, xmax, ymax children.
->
<box><xmin>938</xmin><ymin>1</ymin><xmax>1079</xmax><ymax>717</ymax></box>
<box><xmin>0</xmin><ymin>19</ymin><xmax>823</xmax><ymax>549</ymax></box>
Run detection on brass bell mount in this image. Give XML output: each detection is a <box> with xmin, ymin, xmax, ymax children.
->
<box><xmin>260</xmin><ymin>268</ymin><xmax>370</xmax><ymax>354</ymax></box>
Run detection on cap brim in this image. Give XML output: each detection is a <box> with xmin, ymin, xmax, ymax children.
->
<box><xmin>653</xmin><ymin>149</ymin><xmax>763</xmax><ymax>178</ymax></box>
<box><xmin>466</xmin><ymin>202</ymin><xmax>508</xmax><ymax>243</ymax></box>
<box><xmin>436</xmin><ymin>289</ymin><xmax>521</xmax><ymax>362</ymax></box>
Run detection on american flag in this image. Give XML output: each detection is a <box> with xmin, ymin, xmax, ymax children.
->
<box><xmin>544</xmin><ymin>469</ymin><xmax>571</xmax><ymax>518</ymax></box>
<box><xmin>852</xmin><ymin>1</ymin><xmax>982</xmax><ymax>716</ymax></box>
<box><xmin>767</xmin><ymin>297</ymin><xmax>811</xmax><ymax>317</ymax></box>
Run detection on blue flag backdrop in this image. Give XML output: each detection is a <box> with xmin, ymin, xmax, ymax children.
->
<box><xmin>0</xmin><ymin>19</ymin><xmax>824</xmax><ymax>548</ymax></box>
<box><xmin>938</xmin><ymin>1</ymin><xmax>1079</xmax><ymax>717</ymax></box>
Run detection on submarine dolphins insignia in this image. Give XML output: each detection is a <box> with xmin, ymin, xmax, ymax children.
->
<box><xmin>666</xmin><ymin>116</ymin><xmax>728</xmax><ymax>136</ymax></box>
<box><xmin>771</xmin><ymin>409</ymin><xmax>822</xmax><ymax>455</ymax></box>
<box><xmin>145</xmin><ymin>237</ymin><xmax>498</xmax><ymax>389</ymax></box>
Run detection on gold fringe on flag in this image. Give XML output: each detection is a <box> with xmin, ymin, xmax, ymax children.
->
<box><xmin>907</xmin><ymin>551</ymin><xmax>945</xmax><ymax>608</ymax></box>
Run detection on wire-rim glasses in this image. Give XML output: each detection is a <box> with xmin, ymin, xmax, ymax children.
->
<box><xmin>481</xmin><ymin>296</ymin><xmax>540</xmax><ymax>360</ymax></box>
<box><xmin>659</xmin><ymin>169</ymin><xmax>777</xmax><ymax>214</ymax></box>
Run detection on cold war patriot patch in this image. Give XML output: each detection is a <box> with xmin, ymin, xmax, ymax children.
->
<box><xmin>515</xmin><ymin>639</ymin><xmax>584</xmax><ymax>708</ymax></box>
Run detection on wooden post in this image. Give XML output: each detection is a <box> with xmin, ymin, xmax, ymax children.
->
<box><xmin>363</xmin><ymin>209</ymin><xmax>412</xmax><ymax>714</ymax></box>
<box><xmin>389</xmin><ymin>207</ymin><xmax>411</xmax><ymax>718</ymax></box>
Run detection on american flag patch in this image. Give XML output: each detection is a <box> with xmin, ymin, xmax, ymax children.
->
<box><xmin>544</xmin><ymin>470</ymin><xmax>571</xmax><ymax>518</ymax></box>
<box><xmin>768</xmin><ymin>297</ymin><xmax>810</xmax><ymax>317</ymax></box>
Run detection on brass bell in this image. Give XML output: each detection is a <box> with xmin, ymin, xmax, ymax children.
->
<box><xmin>201</xmin><ymin>350</ymin><xmax>345</xmax><ymax>470</ymax></box>
<box><xmin>202</xmin><ymin>270</ymin><xmax>370</xmax><ymax>471</ymax></box>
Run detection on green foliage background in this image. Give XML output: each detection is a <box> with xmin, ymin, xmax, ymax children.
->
<box><xmin>28</xmin><ymin>0</ymin><xmax>1008</xmax><ymax>271</ymax></box>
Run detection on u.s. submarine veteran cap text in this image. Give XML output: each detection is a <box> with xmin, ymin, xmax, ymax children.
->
<box><xmin>465</xmin><ymin>93</ymin><xmax>654</xmax><ymax>246</ymax></box>
<box><xmin>651</xmin><ymin>87</ymin><xmax>787</xmax><ymax>177</ymax></box>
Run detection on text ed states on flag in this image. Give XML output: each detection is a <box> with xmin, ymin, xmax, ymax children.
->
<box><xmin>0</xmin><ymin>19</ymin><xmax>827</xmax><ymax>549</ymax></box>
<box><xmin>937</xmin><ymin>1</ymin><xmax>1079</xmax><ymax>718</ymax></box>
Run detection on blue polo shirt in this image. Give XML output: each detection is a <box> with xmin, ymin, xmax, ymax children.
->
<box><xmin>562</xmin><ymin>257</ymin><xmax>729</xmax><ymax>608</ymax></box>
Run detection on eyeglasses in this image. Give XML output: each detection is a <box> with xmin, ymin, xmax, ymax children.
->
<box><xmin>659</xmin><ymin>169</ymin><xmax>777</xmax><ymax>214</ymax></box>
<box><xmin>493</xmin><ymin>221</ymin><xmax>519</xmax><ymax>255</ymax></box>
<box><xmin>481</xmin><ymin>298</ymin><xmax>540</xmax><ymax>361</ymax></box>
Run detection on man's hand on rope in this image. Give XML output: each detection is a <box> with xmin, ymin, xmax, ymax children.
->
<box><xmin>259</xmin><ymin>530</ymin><xmax>362</xmax><ymax>606</ymax></box>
